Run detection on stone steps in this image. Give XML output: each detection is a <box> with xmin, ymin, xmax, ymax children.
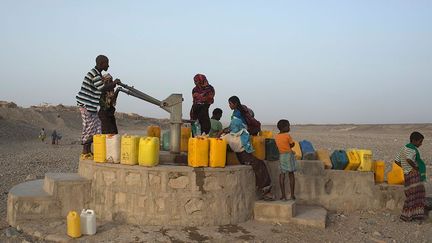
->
<box><xmin>254</xmin><ymin>200</ymin><xmax>327</xmax><ymax>228</ymax></box>
<box><xmin>7</xmin><ymin>173</ymin><xmax>91</xmax><ymax>227</ymax></box>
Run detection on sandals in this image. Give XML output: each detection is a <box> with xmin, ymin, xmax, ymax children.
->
<box><xmin>262</xmin><ymin>194</ymin><xmax>275</xmax><ymax>201</ymax></box>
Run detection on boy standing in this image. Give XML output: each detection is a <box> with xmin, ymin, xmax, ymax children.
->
<box><xmin>395</xmin><ymin>131</ymin><xmax>426</xmax><ymax>221</ymax></box>
<box><xmin>76</xmin><ymin>55</ymin><xmax>120</xmax><ymax>159</ymax></box>
<box><xmin>274</xmin><ymin>119</ymin><xmax>297</xmax><ymax>201</ymax></box>
<box><xmin>209</xmin><ymin>108</ymin><xmax>223</xmax><ymax>137</ymax></box>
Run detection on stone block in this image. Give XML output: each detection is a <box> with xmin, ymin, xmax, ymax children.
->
<box><xmin>184</xmin><ymin>198</ymin><xmax>204</xmax><ymax>215</ymax></box>
<box><xmin>168</xmin><ymin>176</ymin><xmax>189</xmax><ymax>189</ymax></box>
<box><xmin>290</xmin><ymin>205</ymin><xmax>327</xmax><ymax>229</ymax></box>
<box><xmin>254</xmin><ymin>200</ymin><xmax>296</xmax><ymax>223</ymax></box>
<box><xmin>125</xmin><ymin>172</ymin><xmax>141</xmax><ymax>186</ymax></box>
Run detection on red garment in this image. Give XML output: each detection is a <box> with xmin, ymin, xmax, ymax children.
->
<box><xmin>192</xmin><ymin>74</ymin><xmax>215</xmax><ymax>104</ymax></box>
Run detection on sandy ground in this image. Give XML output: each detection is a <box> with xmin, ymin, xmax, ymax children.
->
<box><xmin>1</xmin><ymin>104</ymin><xmax>432</xmax><ymax>242</ymax></box>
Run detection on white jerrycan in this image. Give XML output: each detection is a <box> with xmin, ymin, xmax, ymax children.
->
<box><xmin>80</xmin><ymin>209</ymin><xmax>97</xmax><ymax>235</ymax></box>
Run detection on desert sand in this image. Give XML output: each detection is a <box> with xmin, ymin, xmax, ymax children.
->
<box><xmin>1</xmin><ymin>101</ymin><xmax>431</xmax><ymax>242</ymax></box>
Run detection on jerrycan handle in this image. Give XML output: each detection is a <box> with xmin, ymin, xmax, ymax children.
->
<box><xmin>86</xmin><ymin>209</ymin><xmax>95</xmax><ymax>215</ymax></box>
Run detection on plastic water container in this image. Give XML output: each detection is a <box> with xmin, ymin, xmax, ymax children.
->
<box><xmin>387</xmin><ymin>162</ymin><xmax>404</xmax><ymax>185</ymax></box>
<box><xmin>226</xmin><ymin>151</ymin><xmax>240</xmax><ymax>165</ymax></box>
<box><xmin>209</xmin><ymin>138</ymin><xmax>227</xmax><ymax>167</ymax></box>
<box><xmin>67</xmin><ymin>211</ymin><xmax>81</xmax><ymax>238</ymax></box>
<box><xmin>188</xmin><ymin>136</ymin><xmax>209</xmax><ymax>167</ymax></box>
<box><xmin>93</xmin><ymin>134</ymin><xmax>106</xmax><ymax>163</ymax></box>
<box><xmin>265</xmin><ymin>138</ymin><xmax>280</xmax><ymax>161</ymax></box>
<box><xmin>120</xmin><ymin>135</ymin><xmax>140</xmax><ymax>165</ymax></box>
<box><xmin>251</xmin><ymin>136</ymin><xmax>266</xmax><ymax>160</ymax></box>
<box><xmin>292</xmin><ymin>141</ymin><xmax>302</xmax><ymax>160</ymax></box>
<box><xmin>181</xmin><ymin>126</ymin><xmax>191</xmax><ymax>152</ymax></box>
<box><xmin>374</xmin><ymin>160</ymin><xmax>385</xmax><ymax>183</ymax></box>
<box><xmin>356</xmin><ymin>149</ymin><xmax>373</xmax><ymax>172</ymax></box>
<box><xmin>106</xmin><ymin>134</ymin><xmax>120</xmax><ymax>163</ymax></box>
<box><xmin>138</xmin><ymin>137</ymin><xmax>160</xmax><ymax>166</ymax></box>
<box><xmin>345</xmin><ymin>150</ymin><xmax>361</xmax><ymax>170</ymax></box>
<box><xmin>316</xmin><ymin>149</ymin><xmax>332</xmax><ymax>169</ymax></box>
<box><xmin>147</xmin><ymin>125</ymin><xmax>161</xmax><ymax>139</ymax></box>
<box><xmin>80</xmin><ymin>209</ymin><xmax>96</xmax><ymax>235</ymax></box>
<box><xmin>162</xmin><ymin>131</ymin><xmax>170</xmax><ymax>151</ymax></box>
<box><xmin>259</xmin><ymin>130</ymin><xmax>273</xmax><ymax>139</ymax></box>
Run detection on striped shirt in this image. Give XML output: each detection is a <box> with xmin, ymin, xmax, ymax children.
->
<box><xmin>394</xmin><ymin>146</ymin><xmax>417</xmax><ymax>174</ymax></box>
<box><xmin>76</xmin><ymin>68</ymin><xmax>104</xmax><ymax>112</ymax></box>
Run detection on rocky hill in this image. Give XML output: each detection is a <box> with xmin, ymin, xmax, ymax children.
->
<box><xmin>0</xmin><ymin>101</ymin><xmax>170</xmax><ymax>143</ymax></box>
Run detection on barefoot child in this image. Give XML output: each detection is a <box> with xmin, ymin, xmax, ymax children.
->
<box><xmin>275</xmin><ymin>119</ymin><xmax>297</xmax><ymax>201</ymax></box>
<box><xmin>395</xmin><ymin>131</ymin><xmax>426</xmax><ymax>221</ymax></box>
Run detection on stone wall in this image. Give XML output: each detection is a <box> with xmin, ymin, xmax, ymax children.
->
<box><xmin>265</xmin><ymin>160</ymin><xmax>405</xmax><ymax>212</ymax></box>
<box><xmin>78</xmin><ymin>160</ymin><xmax>256</xmax><ymax>226</ymax></box>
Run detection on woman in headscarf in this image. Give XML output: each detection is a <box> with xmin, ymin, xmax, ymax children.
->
<box><xmin>190</xmin><ymin>74</ymin><xmax>215</xmax><ymax>135</ymax></box>
<box><xmin>218</xmin><ymin>96</ymin><xmax>274</xmax><ymax>201</ymax></box>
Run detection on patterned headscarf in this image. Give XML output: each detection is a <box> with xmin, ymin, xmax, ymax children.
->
<box><xmin>194</xmin><ymin>74</ymin><xmax>207</xmax><ymax>86</ymax></box>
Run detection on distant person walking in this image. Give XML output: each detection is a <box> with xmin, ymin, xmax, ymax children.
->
<box><xmin>39</xmin><ymin>128</ymin><xmax>46</xmax><ymax>142</ymax></box>
<box><xmin>190</xmin><ymin>74</ymin><xmax>215</xmax><ymax>136</ymax></box>
<box><xmin>76</xmin><ymin>55</ymin><xmax>121</xmax><ymax>160</ymax></box>
<box><xmin>51</xmin><ymin>130</ymin><xmax>58</xmax><ymax>145</ymax></box>
<box><xmin>98</xmin><ymin>73</ymin><xmax>120</xmax><ymax>134</ymax></box>
<box><xmin>395</xmin><ymin>131</ymin><xmax>426</xmax><ymax>222</ymax></box>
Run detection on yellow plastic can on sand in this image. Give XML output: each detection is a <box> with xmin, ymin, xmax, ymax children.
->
<box><xmin>188</xmin><ymin>136</ymin><xmax>209</xmax><ymax>167</ymax></box>
<box><xmin>181</xmin><ymin>126</ymin><xmax>191</xmax><ymax>152</ymax></box>
<box><xmin>374</xmin><ymin>160</ymin><xmax>385</xmax><ymax>183</ymax></box>
<box><xmin>251</xmin><ymin>136</ymin><xmax>266</xmax><ymax>160</ymax></box>
<box><xmin>345</xmin><ymin>150</ymin><xmax>361</xmax><ymax>171</ymax></box>
<box><xmin>387</xmin><ymin>162</ymin><xmax>404</xmax><ymax>185</ymax></box>
<box><xmin>146</xmin><ymin>125</ymin><xmax>161</xmax><ymax>139</ymax></box>
<box><xmin>138</xmin><ymin>137</ymin><xmax>160</xmax><ymax>166</ymax></box>
<box><xmin>227</xmin><ymin>151</ymin><xmax>240</xmax><ymax>165</ymax></box>
<box><xmin>292</xmin><ymin>141</ymin><xmax>302</xmax><ymax>160</ymax></box>
<box><xmin>120</xmin><ymin>135</ymin><xmax>140</xmax><ymax>165</ymax></box>
<box><xmin>67</xmin><ymin>211</ymin><xmax>81</xmax><ymax>238</ymax></box>
<box><xmin>209</xmin><ymin>138</ymin><xmax>227</xmax><ymax>168</ymax></box>
<box><xmin>259</xmin><ymin>130</ymin><xmax>273</xmax><ymax>139</ymax></box>
<box><xmin>316</xmin><ymin>149</ymin><xmax>332</xmax><ymax>169</ymax></box>
<box><xmin>93</xmin><ymin>134</ymin><xmax>106</xmax><ymax>163</ymax></box>
<box><xmin>356</xmin><ymin>149</ymin><xmax>373</xmax><ymax>172</ymax></box>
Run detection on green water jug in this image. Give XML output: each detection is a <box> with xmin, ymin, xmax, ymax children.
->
<box><xmin>162</xmin><ymin>131</ymin><xmax>170</xmax><ymax>151</ymax></box>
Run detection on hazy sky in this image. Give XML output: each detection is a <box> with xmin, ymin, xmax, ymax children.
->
<box><xmin>1</xmin><ymin>1</ymin><xmax>431</xmax><ymax>124</ymax></box>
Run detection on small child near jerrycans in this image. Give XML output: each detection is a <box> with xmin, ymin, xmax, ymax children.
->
<box><xmin>274</xmin><ymin>119</ymin><xmax>297</xmax><ymax>201</ymax></box>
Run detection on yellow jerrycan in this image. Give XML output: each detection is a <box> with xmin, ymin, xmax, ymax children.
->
<box><xmin>67</xmin><ymin>210</ymin><xmax>81</xmax><ymax>238</ymax></box>
<box><xmin>188</xmin><ymin>136</ymin><xmax>209</xmax><ymax>167</ymax></box>
<box><xmin>356</xmin><ymin>149</ymin><xmax>373</xmax><ymax>172</ymax></box>
<box><xmin>345</xmin><ymin>149</ymin><xmax>361</xmax><ymax>171</ymax></box>
<box><xmin>292</xmin><ymin>141</ymin><xmax>302</xmax><ymax>160</ymax></box>
<box><xmin>251</xmin><ymin>136</ymin><xmax>266</xmax><ymax>160</ymax></box>
<box><xmin>181</xmin><ymin>126</ymin><xmax>191</xmax><ymax>152</ymax></box>
<box><xmin>93</xmin><ymin>134</ymin><xmax>106</xmax><ymax>163</ymax></box>
<box><xmin>259</xmin><ymin>130</ymin><xmax>273</xmax><ymax>139</ymax></box>
<box><xmin>387</xmin><ymin>162</ymin><xmax>404</xmax><ymax>185</ymax></box>
<box><xmin>120</xmin><ymin>135</ymin><xmax>140</xmax><ymax>165</ymax></box>
<box><xmin>146</xmin><ymin>125</ymin><xmax>161</xmax><ymax>139</ymax></box>
<box><xmin>227</xmin><ymin>151</ymin><xmax>240</xmax><ymax>165</ymax></box>
<box><xmin>138</xmin><ymin>137</ymin><xmax>160</xmax><ymax>166</ymax></box>
<box><xmin>209</xmin><ymin>138</ymin><xmax>227</xmax><ymax>168</ymax></box>
<box><xmin>316</xmin><ymin>149</ymin><xmax>332</xmax><ymax>169</ymax></box>
<box><xmin>374</xmin><ymin>160</ymin><xmax>385</xmax><ymax>183</ymax></box>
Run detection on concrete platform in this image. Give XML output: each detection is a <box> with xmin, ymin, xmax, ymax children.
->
<box><xmin>7</xmin><ymin>173</ymin><xmax>91</xmax><ymax>227</ymax></box>
<box><xmin>78</xmin><ymin>159</ymin><xmax>256</xmax><ymax>226</ymax></box>
<box><xmin>254</xmin><ymin>200</ymin><xmax>327</xmax><ymax>229</ymax></box>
